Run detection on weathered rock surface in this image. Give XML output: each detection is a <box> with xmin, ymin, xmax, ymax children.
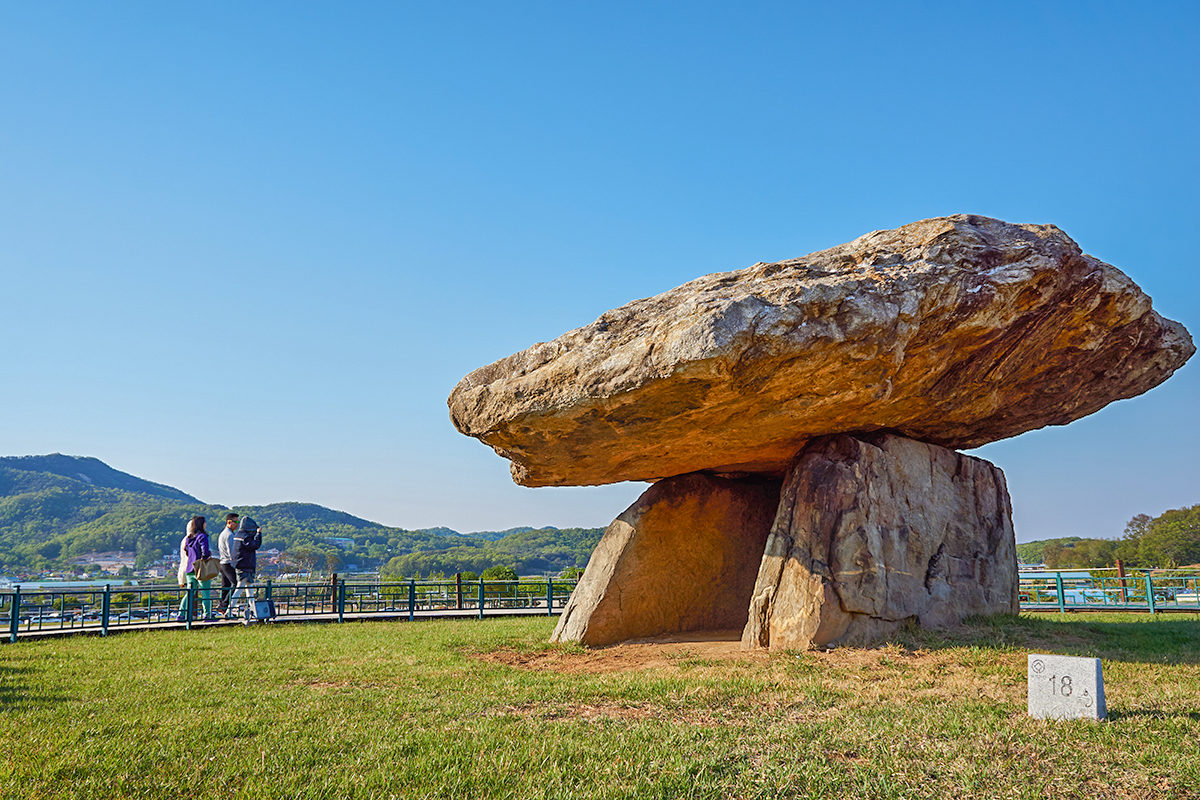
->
<box><xmin>551</xmin><ymin>473</ymin><xmax>780</xmax><ymax>646</ymax></box>
<box><xmin>742</xmin><ymin>433</ymin><xmax>1017</xmax><ymax>650</ymax></box>
<box><xmin>449</xmin><ymin>215</ymin><xmax>1193</xmax><ymax>487</ymax></box>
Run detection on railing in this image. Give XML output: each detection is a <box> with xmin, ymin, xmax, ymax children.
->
<box><xmin>1</xmin><ymin>578</ymin><xmax>579</xmax><ymax>643</ymax></box>
<box><xmin>1019</xmin><ymin>568</ymin><xmax>1200</xmax><ymax>613</ymax></box>
<box><xmin>7</xmin><ymin>569</ymin><xmax>1196</xmax><ymax>643</ymax></box>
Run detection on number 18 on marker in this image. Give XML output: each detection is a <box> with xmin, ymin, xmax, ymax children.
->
<box><xmin>1027</xmin><ymin>654</ymin><xmax>1107</xmax><ymax>721</ymax></box>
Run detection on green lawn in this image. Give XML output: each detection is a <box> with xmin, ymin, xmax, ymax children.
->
<box><xmin>2</xmin><ymin>613</ymin><xmax>1198</xmax><ymax>799</ymax></box>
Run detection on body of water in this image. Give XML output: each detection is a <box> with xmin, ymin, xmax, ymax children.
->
<box><xmin>1</xmin><ymin>579</ymin><xmax>141</xmax><ymax>590</ymax></box>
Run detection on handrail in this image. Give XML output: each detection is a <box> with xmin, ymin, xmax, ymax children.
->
<box><xmin>5</xmin><ymin>570</ymin><xmax>1200</xmax><ymax>644</ymax></box>
<box><xmin>1018</xmin><ymin>568</ymin><xmax>1200</xmax><ymax>613</ymax></box>
<box><xmin>1</xmin><ymin>578</ymin><xmax>580</xmax><ymax>643</ymax></box>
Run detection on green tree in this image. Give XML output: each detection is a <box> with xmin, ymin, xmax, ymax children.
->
<box><xmin>287</xmin><ymin>546</ymin><xmax>323</xmax><ymax>577</ymax></box>
<box><xmin>134</xmin><ymin>536</ymin><xmax>159</xmax><ymax>568</ymax></box>
<box><xmin>1041</xmin><ymin>541</ymin><xmax>1065</xmax><ymax>568</ymax></box>
<box><xmin>379</xmin><ymin>556</ymin><xmax>406</xmax><ymax>579</ymax></box>
<box><xmin>1135</xmin><ymin>506</ymin><xmax>1200</xmax><ymax>566</ymax></box>
<box><xmin>480</xmin><ymin>565</ymin><xmax>518</xmax><ymax>581</ymax></box>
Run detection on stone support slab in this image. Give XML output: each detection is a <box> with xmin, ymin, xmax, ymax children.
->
<box><xmin>743</xmin><ymin>433</ymin><xmax>1017</xmax><ymax>650</ymax></box>
<box><xmin>551</xmin><ymin>473</ymin><xmax>780</xmax><ymax>646</ymax></box>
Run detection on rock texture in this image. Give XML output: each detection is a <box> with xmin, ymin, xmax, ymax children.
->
<box><xmin>551</xmin><ymin>473</ymin><xmax>780</xmax><ymax>646</ymax></box>
<box><xmin>742</xmin><ymin>433</ymin><xmax>1017</xmax><ymax>650</ymax></box>
<box><xmin>449</xmin><ymin>215</ymin><xmax>1193</xmax><ymax>487</ymax></box>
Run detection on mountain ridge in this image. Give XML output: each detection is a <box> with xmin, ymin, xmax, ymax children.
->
<box><xmin>0</xmin><ymin>454</ymin><xmax>602</xmax><ymax>575</ymax></box>
<box><xmin>0</xmin><ymin>454</ymin><xmax>202</xmax><ymax>505</ymax></box>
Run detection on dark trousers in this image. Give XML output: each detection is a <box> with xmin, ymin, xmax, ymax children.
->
<box><xmin>217</xmin><ymin>562</ymin><xmax>238</xmax><ymax>611</ymax></box>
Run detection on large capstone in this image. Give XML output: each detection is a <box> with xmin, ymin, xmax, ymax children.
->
<box><xmin>551</xmin><ymin>473</ymin><xmax>780</xmax><ymax>646</ymax></box>
<box><xmin>742</xmin><ymin>433</ymin><xmax>1018</xmax><ymax>650</ymax></box>
<box><xmin>449</xmin><ymin>215</ymin><xmax>1193</xmax><ymax>487</ymax></box>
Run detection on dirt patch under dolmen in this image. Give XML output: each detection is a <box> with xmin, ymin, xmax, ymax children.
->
<box><xmin>470</xmin><ymin>626</ymin><xmax>1045</xmax><ymax>698</ymax></box>
<box><xmin>474</xmin><ymin>629</ymin><xmax>765</xmax><ymax>674</ymax></box>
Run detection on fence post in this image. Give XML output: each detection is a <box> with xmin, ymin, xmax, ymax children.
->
<box><xmin>101</xmin><ymin>584</ymin><xmax>111</xmax><ymax>637</ymax></box>
<box><xmin>456</xmin><ymin>573</ymin><xmax>463</xmax><ymax>610</ymax></box>
<box><xmin>1145</xmin><ymin>572</ymin><xmax>1157</xmax><ymax>614</ymax></box>
<box><xmin>1055</xmin><ymin>572</ymin><xmax>1066</xmax><ymax>612</ymax></box>
<box><xmin>337</xmin><ymin>580</ymin><xmax>346</xmax><ymax>623</ymax></box>
<box><xmin>408</xmin><ymin>579</ymin><xmax>416</xmax><ymax>622</ymax></box>
<box><xmin>546</xmin><ymin>577</ymin><xmax>554</xmax><ymax>616</ymax></box>
<box><xmin>8</xmin><ymin>587</ymin><xmax>19</xmax><ymax>643</ymax></box>
<box><xmin>265</xmin><ymin>579</ymin><xmax>273</xmax><ymax>601</ymax></box>
<box><xmin>478</xmin><ymin>579</ymin><xmax>485</xmax><ymax>619</ymax></box>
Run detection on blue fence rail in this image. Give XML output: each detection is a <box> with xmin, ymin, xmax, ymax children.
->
<box><xmin>5</xmin><ymin>569</ymin><xmax>1198</xmax><ymax>643</ymax></box>
<box><xmin>1019</xmin><ymin>568</ymin><xmax>1200</xmax><ymax>612</ymax></box>
<box><xmin>1</xmin><ymin>578</ymin><xmax>579</xmax><ymax>643</ymax></box>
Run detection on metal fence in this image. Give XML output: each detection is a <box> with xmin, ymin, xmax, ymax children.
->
<box><xmin>1</xmin><ymin>577</ymin><xmax>579</xmax><ymax>643</ymax></box>
<box><xmin>6</xmin><ymin>569</ymin><xmax>1198</xmax><ymax>644</ymax></box>
<box><xmin>1019</xmin><ymin>568</ymin><xmax>1200</xmax><ymax>613</ymax></box>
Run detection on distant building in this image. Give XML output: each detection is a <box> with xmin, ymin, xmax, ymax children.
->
<box><xmin>72</xmin><ymin>551</ymin><xmax>136</xmax><ymax>573</ymax></box>
<box><xmin>323</xmin><ymin>538</ymin><xmax>355</xmax><ymax>550</ymax></box>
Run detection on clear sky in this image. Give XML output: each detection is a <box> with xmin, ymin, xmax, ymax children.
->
<box><xmin>1</xmin><ymin>2</ymin><xmax>1196</xmax><ymax>541</ymax></box>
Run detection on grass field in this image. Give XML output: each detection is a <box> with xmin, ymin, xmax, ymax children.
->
<box><xmin>2</xmin><ymin>613</ymin><xmax>1198</xmax><ymax>799</ymax></box>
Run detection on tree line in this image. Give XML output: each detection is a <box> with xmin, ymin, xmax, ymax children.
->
<box><xmin>1017</xmin><ymin>504</ymin><xmax>1200</xmax><ymax>569</ymax></box>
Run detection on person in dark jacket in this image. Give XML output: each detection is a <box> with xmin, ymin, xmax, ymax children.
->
<box><xmin>175</xmin><ymin>516</ymin><xmax>214</xmax><ymax>621</ymax></box>
<box><xmin>229</xmin><ymin>516</ymin><xmax>262</xmax><ymax>618</ymax></box>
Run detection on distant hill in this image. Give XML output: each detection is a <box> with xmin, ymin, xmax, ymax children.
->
<box><xmin>1015</xmin><ymin>537</ymin><xmax>1089</xmax><ymax>565</ymax></box>
<box><xmin>379</xmin><ymin>526</ymin><xmax>603</xmax><ymax>578</ymax></box>
<box><xmin>0</xmin><ymin>454</ymin><xmax>200</xmax><ymax>504</ymax></box>
<box><xmin>0</xmin><ymin>454</ymin><xmax>603</xmax><ymax>576</ymax></box>
<box><xmin>457</xmin><ymin>526</ymin><xmax>538</xmax><ymax>542</ymax></box>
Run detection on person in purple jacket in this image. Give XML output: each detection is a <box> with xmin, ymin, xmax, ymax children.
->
<box><xmin>175</xmin><ymin>516</ymin><xmax>214</xmax><ymax>621</ymax></box>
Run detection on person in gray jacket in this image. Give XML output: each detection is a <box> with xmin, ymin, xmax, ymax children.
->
<box><xmin>229</xmin><ymin>516</ymin><xmax>263</xmax><ymax>619</ymax></box>
<box><xmin>216</xmin><ymin>513</ymin><xmax>239</xmax><ymax>617</ymax></box>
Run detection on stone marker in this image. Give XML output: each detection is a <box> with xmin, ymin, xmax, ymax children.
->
<box><xmin>1028</xmin><ymin>654</ymin><xmax>1107</xmax><ymax>721</ymax></box>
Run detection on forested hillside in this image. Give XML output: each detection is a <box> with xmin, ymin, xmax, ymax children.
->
<box><xmin>0</xmin><ymin>455</ymin><xmax>211</xmax><ymax>570</ymax></box>
<box><xmin>379</xmin><ymin>527</ymin><xmax>603</xmax><ymax>578</ymax></box>
<box><xmin>1017</xmin><ymin>504</ymin><xmax>1200</xmax><ymax>568</ymax></box>
<box><xmin>1016</xmin><ymin>538</ymin><xmax>1087</xmax><ymax>564</ymax></box>
<box><xmin>0</xmin><ymin>454</ymin><xmax>200</xmax><ymax>503</ymax></box>
<box><xmin>0</xmin><ymin>455</ymin><xmax>602</xmax><ymax>576</ymax></box>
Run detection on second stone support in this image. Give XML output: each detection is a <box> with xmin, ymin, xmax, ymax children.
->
<box><xmin>743</xmin><ymin>433</ymin><xmax>1018</xmax><ymax>650</ymax></box>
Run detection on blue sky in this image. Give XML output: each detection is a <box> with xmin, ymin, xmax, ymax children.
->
<box><xmin>1</xmin><ymin>2</ymin><xmax>1196</xmax><ymax>540</ymax></box>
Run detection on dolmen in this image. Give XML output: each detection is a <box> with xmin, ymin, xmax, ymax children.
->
<box><xmin>448</xmin><ymin>215</ymin><xmax>1194</xmax><ymax>650</ymax></box>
